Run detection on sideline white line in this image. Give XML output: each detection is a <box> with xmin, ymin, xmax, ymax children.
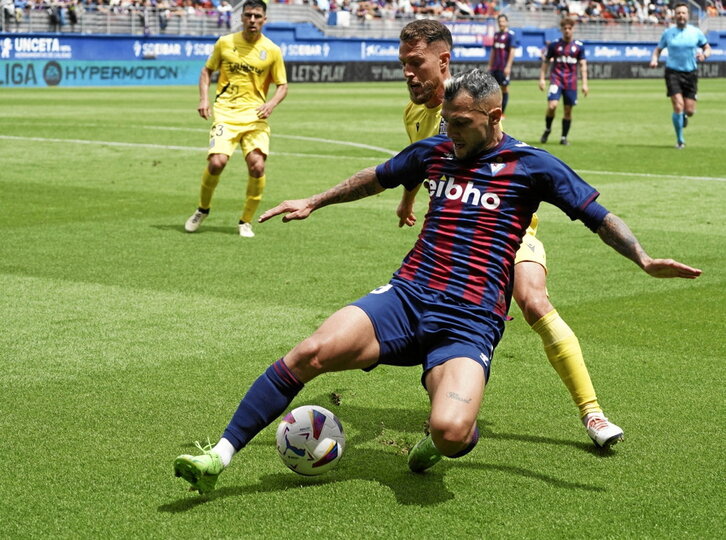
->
<box><xmin>2</xmin><ymin>134</ymin><xmax>724</xmax><ymax>182</ymax></box>
<box><xmin>0</xmin><ymin>135</ymin><xmax>383</xmax><ymax>161</ymax></box>
<box><xmin>579</xmin><ymin>169</ymin><xmax>726</xmax><ymax>183</ymax></box>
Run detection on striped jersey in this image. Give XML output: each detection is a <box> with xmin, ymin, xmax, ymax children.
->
<box><xmin>375</xmin><ymin>134</ymin><xmax>608</xmax><ymax>317</ymax></box>
<box><xmin>489</xmin><ymin>30</ymin><xmax>517</xmax><ymax>71</ymax></box>
<box><xmin>545</xmin><ymin>39</ymin><xmax>585</xmax><ymax>90</ymax></box>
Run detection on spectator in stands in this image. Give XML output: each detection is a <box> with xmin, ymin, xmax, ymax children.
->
<box><xmin>538</xmin><ymin>16</ymin><xmax>588</xmax><ymax>145</ymax></box>
<box><xmin>216</xmin><ymin>0</ymin><xmax>231</xmax><ymax>27</ymax></box>
<box><xmin>158</xmin><ymin>0</ymin><xmax>171</xmax><ymax>31</ymax></box>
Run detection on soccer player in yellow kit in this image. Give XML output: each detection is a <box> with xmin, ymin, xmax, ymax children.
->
<box><xmin>184</xmin><ymin>0</ymin><xmax>288</xmax><ymax>238</ymax></box>
<box><xmin>397</xmin><ymin>20</ymin><xmax>623</xmax><ymax>447</ymax></box>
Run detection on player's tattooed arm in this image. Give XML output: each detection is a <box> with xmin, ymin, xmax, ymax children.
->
<box><xmin>597</xmin><ymin>213</ymin><xmax>702</xmax><ymax>279</ymax></box>
<box><xmin>258</xmin><ymin>167</ymin><xmax>385</xmax><ymax>223</ymax></box>
<box><xmin>310</xmin><ymin>167</ymin><xmax>384</xmax><ymax>210</ymax></box>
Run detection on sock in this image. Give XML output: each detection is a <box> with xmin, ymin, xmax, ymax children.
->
<box><xmin>222</xmin><ymin>358</ymin><xmax>303</xmax><ymax>451</ymax></box>
<box><xmin>199</xmin><ymin>168</ymin><xmax>220</xmax><ymax>210</ymax></box>
<box><xmin>241</xmin><ymin>175</ymin><xmax>266</xmax><ymax>223</ymax></box>
<box><xmin>448</xmin><ymin>426</ymin><xmax>479</xmax><ymax>458</ymax></box>
<box><xmin>562</xmin><ymin>119</ymin><xmax>571</xmax><ymax>138</ymax></box>
<box><xmin>212</xmin><ymin>437</ymin><xmax>236</xmax><ymax>467</ymax></box>
<box><xmin>532</xmin><ymin>310</ymin><xmax>602</xmax><ymax>418</ymax></box>
<box><xmin>672</xmin><ymin>112</ymin><xmax>684</xmax><ymax>143</ymax></box>
<box><xmin>502</xmin><ymin>93</ymin><xmax>509</xmax><ymax>114</ymax></box>
<box><xmin>545</xmin><ymin>115</ymin><xmax>554</xmax><ymax>131</ymax></box>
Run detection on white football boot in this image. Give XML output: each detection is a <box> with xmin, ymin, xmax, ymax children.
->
<box><xmin>238</xmin><ymin>222</ymin><xmax>255</xmax><ymax>238</ymax></box>
<box><xmin>185</xmin><ymin>209</ymin><xmax>208</xmax><ymax>233</ymax></box>
<box><xmin>584</xmin><ymin>413</ymin><xmax>624</xmax><ymax>448</ymax></box>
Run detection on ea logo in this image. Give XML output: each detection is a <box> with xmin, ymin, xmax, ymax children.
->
<box><xmin>43</xmin><ymin>61</ymin><xmax>62</xmax><ymax>86</ymax></box>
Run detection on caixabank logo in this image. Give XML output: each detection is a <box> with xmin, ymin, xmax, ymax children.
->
<box><xmin>43</xmin><ymin>61</ymin><xmax>62</xmax><ymax>86</ymax></box>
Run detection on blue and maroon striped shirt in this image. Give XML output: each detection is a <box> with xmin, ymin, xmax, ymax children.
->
<box><xmin>375</xmin><ymin>134</ymin><xmax>607</xmax><ymax>317</ymax></box>
<box><xmin>545</xmin><ymin>39</ymin><xmax>586</xmax><ymax>90</ymax></box>
<box><xmin>490</xmin><ymin>30</ymin><xmax>517</xmax><ymax>71</ymax></box>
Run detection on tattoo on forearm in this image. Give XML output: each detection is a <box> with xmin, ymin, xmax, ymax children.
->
<box><xmin>312</xmin><ymin>167</ymin><xmax>379</xmax><ymax>209</ymax></box>
<box><xmin>447</xmin><ymin>392</ymin><xmax>471</xmax><ymax>404</ymax></box>
<box><xmin>597</xmin><ymin>213</ymin><xmax>647</xmax><ymax>267</ymax></box>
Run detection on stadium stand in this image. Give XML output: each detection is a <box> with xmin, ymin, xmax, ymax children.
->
<box><xmin>1</xmin><ymin>0</ymin><xmax>723</xmax><ymax>37</ymax></box>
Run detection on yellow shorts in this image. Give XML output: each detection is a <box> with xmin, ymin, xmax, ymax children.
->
<box><xmin>207</xmin><ymin>120</ymin><xmax>270</xmax><ymax>158</ymax></box>
<box><xmin>514</xmin><ymin>232</ymin><xmax>548</xmax><ymax>272</ymax></box>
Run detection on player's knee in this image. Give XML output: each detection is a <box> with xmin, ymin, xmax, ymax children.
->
<box><xmin>429</xmin><ymin>416</ymin><xmax>474</xmax><ymax>454</ymax></box>
<box><xmin>207</xmin><ymin>155</ymin><xmax>228</xmax><ymax>174</ymax></box>
<box><xmin>289</xmin><ymin>334</ymin><xmax>335</xmax><ymax>376</ymax></box>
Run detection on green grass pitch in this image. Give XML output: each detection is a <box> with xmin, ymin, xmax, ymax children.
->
<box><xmin>0</xmin><ymin>78</ymin><xmax>724</xmax><ymax>538</ymax></box>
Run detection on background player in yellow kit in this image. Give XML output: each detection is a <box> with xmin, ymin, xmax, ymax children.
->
<box><xmin>185</xmin><ymin>0</ymin><xmax>288</xmax><ymax>238</ymax></box>
<box><xmin>396</xmin><ymin>20</ymin><xmax>623</xmax><ymax>447</ymax></box>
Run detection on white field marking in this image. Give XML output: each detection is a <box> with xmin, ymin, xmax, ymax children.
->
<box><xmin>579</xmin><ymin>169</ymin><xmax>726</xmax><ymax>183</ymax></box>
<box><xmin>0</xmin><ymin>135</ymin><xmax>386</xmax><ymax>161</ymax></box>
<box><xmin>1</xmin><ymin>133</ymin><xmax>724</xmax><ymax>182</ymax></box>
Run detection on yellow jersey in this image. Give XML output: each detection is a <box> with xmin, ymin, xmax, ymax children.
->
<box><xmin>206</xmin><ymin>32</ymin><xmax>287</xmax><ymax>124</ymax></box>
<box><xmin>403</xmin><ymin>99</ymin><xmax>538</xmax><ymax>236</ymax></box>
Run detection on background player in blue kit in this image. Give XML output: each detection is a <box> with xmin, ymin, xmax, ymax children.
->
<box><xmin>649</xmin><ymin>3</ymin><xmax>711</xmax><ymax>149</ymax></box>
<box><xmin>538</xmin><ymin>17</ymin><xmax>588</xmax><ymax>146</ymax></box>
<box><xmin>487</xmin><ymin>14</ymin><xmax>517</xmax><ymax>116</ymax></box>
<box><xmin>173</xmin><ymin>69</ymin><xmax>701</xmax><ymax>493</ymax></box>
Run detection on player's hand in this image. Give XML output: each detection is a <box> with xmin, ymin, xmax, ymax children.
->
<box><xmin>696</xmin><ymin>52</ymin><xmax>706</xmax><ymax>62</ymax></box>
<box><xmin>198</xmin><ymin>101</ymin><xmax>211</xmax><ymax>120</ymax></box>
<box><xmin>649</xmin><ymin>59</ymin><xmax>658</xmax><ymax>68</ymax></box>
<box><xmin>256</xmin><ymin>103</ymin><xmax>273</xmax><ymax>119</ymax></box>
<box><xmin>538</xmin><ymin>78</ymin><xmax>546</xmax><ymax>91</ymax></box>
<box><xmin>643</xmin><ymin>258</ymin><xmax>702</xmax><ymax>279</ymax></box>
<box><xmin>396</xmin><ymin>200</ymin><xmax>416</xmax><ymax>228</ymax></box>
<box><xmin>582</xmin><ymin>84</ymin><xmax>589</xmax><ymax>97</ymax></box>
<box><xmin>259</xmin><ymin>199</ymin><xmax>313</xmax><ymax>223</ymax></box>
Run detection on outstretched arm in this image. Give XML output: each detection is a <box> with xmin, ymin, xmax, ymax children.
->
<box><xmin>259</xmin><ymin>166</ymin><xmax>385</xmax><ymax>223</ymax></box>
<box><xmin>596</xmin><ymin>213</ymin><xmax>702</xmax><ymax>279</ymax></box>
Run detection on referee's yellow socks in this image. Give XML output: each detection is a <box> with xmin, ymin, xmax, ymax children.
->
<box><xmin>241</xmin><ymin>175</ymin><xmax>266</xmax><ymax>224</ymax></box>
<box><xmin>532</xmin><ymin>309</ymin><xmax>602</xmax><ymax>418</ymax></box>
<box><xmin>199</xmin><ymin>168</ymin><xmax>220</xmax><ymax>210</ymax></box>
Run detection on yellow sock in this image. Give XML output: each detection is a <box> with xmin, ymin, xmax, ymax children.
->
<box><xmin>532</xmin><ymin>309</ymin><xmax>602</xmax><ymax>418</ymax></box>
<box><xmin>199</xmin><ymin>168</ymin><xmax>220</xmax><ymax>210</ymax></box>
<box><xmin>241</xmin><ymin>175</ymin><xmax>266</xmax><ymax>223</ymax></box>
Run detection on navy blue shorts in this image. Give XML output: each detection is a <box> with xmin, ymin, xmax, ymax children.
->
<box><xmin>547</xmin><ymin>85</ymin><xmax>578</xmax><ymax>106</ymax></box>
<box><xmin>489</xmin><ymin>69</ymin><xmax>510</xmax><ymax>87</ymax></box>
<box><xmin>351</xmin><ymin>278</ymin><xmax>505</xmax><ymax>384</ymax></box>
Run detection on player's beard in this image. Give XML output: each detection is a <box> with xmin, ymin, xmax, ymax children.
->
<box><xmin>408</xmin><ymin>79</ymin><xmax>436</xmax><ymax>105</ymax></box>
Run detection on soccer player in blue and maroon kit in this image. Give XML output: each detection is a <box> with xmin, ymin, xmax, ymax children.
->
<box><xmin>487</xmin><ymin>14</ymin><xmax>517</xmax><ymax>115</ymax></box>
<box><xmin>173</xmin><ymin>69</ymin><xmax>701</xmax><ymax>493</ymax></box>
<box><xmin>538</xmin><ymin>17</ymin><xmax>588</xmax><ymax>145</ymax></box>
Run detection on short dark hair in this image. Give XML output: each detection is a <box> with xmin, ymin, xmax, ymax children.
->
<box><xmin>243</xmin><ymin>0</ymin><xmax>267</xmax><ymax>13</ymax></box>
<box><xmin>674</xmin><ymin>2</ymin><xmax>689</xmax><ymax>10</ymax></box>
<box><xmin>444</xmin><ymin>68</ymin><xmax>500</xmax><ymax>104</ymax></box>
<box><xmin>400</xmin><ymin>19</ymin><xmax>453</xmax><ymax>51</ymax></box>
<box><xmin>497</xmin><ymin>14</ymin><xmax>508</xmax><ymax>21</ymax></box>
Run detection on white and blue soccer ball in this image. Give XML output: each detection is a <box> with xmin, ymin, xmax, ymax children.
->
<box><xmin>275</xmin><ymin>405</ymin><xmax>345</xmax><ymax>476</ymax></box>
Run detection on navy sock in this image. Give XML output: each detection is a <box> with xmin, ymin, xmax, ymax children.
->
<box><xmin>562</xmin><ymin>119</ymin><xmax>572</xmax><ymax>137</ymax></box>
<box><xmin>222</xmin><ymin>359</ymin><xmax>303</xmax><ymax>451</ymax></box>
<box><xmin>502</xmin><ymin>93</ymin><xmax>509</xmax><ymax>114</ymax></box>
<box><xmin>545</xmin><ymin>116</ymin><xmax>554</xmax><ymax>130</ymax></box>
<box><xmin>448</xmin><ymin>426</ymin><xmax>480</xmax><ymax>458</ymax></box>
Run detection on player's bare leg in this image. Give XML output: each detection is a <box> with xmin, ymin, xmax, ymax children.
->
<box><xmin>185</xmin><ymin>153</ymin><xmax>229</xmax><ymax>232</ymax></box>
<box><xmin>409</xmin><ymin>357</ymin><xmax>485</xmax><ymax>472</ymax></box>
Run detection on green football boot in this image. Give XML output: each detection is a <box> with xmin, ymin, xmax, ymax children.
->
<box><xmin>407</xmin><ymin>435</ymin><xmax>442</xmax><ymax>473</ymax></box>
<box><xmin>174</xmin><ymin>442</ymin><xmax>224</xmax><ymax>494</ymax></box>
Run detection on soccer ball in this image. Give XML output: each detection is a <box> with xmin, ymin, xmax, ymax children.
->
<box><xmin>275</xmin><ymin>405</ymin><xmax>345</xmax><ymax>476</ymax></box>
